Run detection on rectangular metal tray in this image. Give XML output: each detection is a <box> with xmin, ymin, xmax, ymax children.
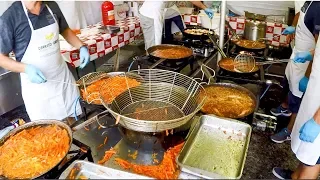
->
<box><xmin>59</xmin><ymin>160</ymin><xmax>150</xmax><ymax>179</ymax></box>
<box><xmin>177</xmin><ymin>115</ymin><xmax>252</xmax><ymax>179</ymax></box>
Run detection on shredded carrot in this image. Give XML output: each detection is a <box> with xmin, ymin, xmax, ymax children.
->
<box><xmin>0</xmin><ymin>125</ymin><xmax>70</xmax><ymax>179</ymax></box>
<box><xmin>98</xmin><ymin>148</ymin><xmax>117</xmax><ymax>164</ymax></box>
<box><xmin>82</xmin><ymin>76</ymin><xmax>140</xmax><ymax>104</ymax></box>
<box><xmin>103</xmin><ymin>136</ymin><xmax>108</xmax><ymax>145</ymax></box>
<box><xmin>84</xmin><ymin>126</ymin><xmax>89</xmax><ymax>131</ymax></box>
<box><xmin>80</xmin><ymin>147</ymin><xmax>88</xmax><ymax>153</ymax></box>
<box><xmin>97</xmin><ymin>144</ymin><xmax>104</xmax><ymax>150</ymax></box>
<box><xmin>115</xmin><ymin>142</ymin><xmax>184</xmax><ymax>179</ymax></box>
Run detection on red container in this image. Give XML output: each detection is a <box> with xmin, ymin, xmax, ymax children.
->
<box><xmin>101</xmin><ymin>1</ymin><xmax>115</xmax><ymax>26</ymax></box>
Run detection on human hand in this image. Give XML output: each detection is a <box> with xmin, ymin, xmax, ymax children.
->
<box><xmin>286</xmin><ymin>34</ymin><xmax>295</xmax><ymax>44</ymax></box>
<box><xmin>24</xmin><ymin>64</ymin><xmax>46</xmax><ymax>84</ymax></box>
<box><xmin>204</xmin><ymin>8</ymin><xmax>214</xmax><ymax>19</ymax></box>
<box><xmin>299</xmin><ymin>118</ymin><xmax>320</xmax><ymax>143</ymax></box>
<box><xmin>299</xmin><ymin>76</ymin><xmax>309</xmax><ymax>93</ymax></box>
<box><xmin>79</xmin><ymin>46</ymin><xmax>90</xmax><ymax>69</ymax></box>
<box><xmin>282</xmin><ymin>26</ymin><xmax>295</xmax><ymax>35</ymax></box>
<box><xmin>294</xmin><ymin>51</ymin><xmax>313</xmax><ymax>63</ymax></box>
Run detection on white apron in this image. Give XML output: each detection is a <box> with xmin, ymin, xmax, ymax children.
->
<box><xmin>20</xmin><ymin>3</ymin><xmax>81</xmax><ymax>121</ymax></box>
<box><xmin>291</xmin><ymin>38</ymin><xmax>320</xmax><ymax>166</ymax></box>
<box><xmin>285</xmin><ymin>2</ymin><xmax>314</xmax><ymax>98</ymax></box>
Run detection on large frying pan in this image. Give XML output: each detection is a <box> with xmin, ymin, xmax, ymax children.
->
<box><xmin>208</xmin><ymin>34</ymin><xmax>260</xmax><ymax>75</ymax></box>
<box><xmin>232</xmin><ymin>39</ymin><xmax>267</xmax><ymax>52</ymax></box>
<box><xmin>182</xmin><ymin>25</ymin><xmax>215</xmax><ymax>40</ymax></box>
<box><xmin>147</xmin><ymin>44</ymin><xmax>193</xmax><ymax>59</ymax></box>
<box><xmin>200</xmin><ymin>83</ymin><xmax>257</xmax><ymax>119</ymax></box>
<box><xmin>0</xmin><ymin>120</ymin><xmax>73</xmax><ymax>179</ymax></box>
<box><xmin>147</xmin><ymin>44</ymin><xmax>193</xmax><ymax>68</ymax></box>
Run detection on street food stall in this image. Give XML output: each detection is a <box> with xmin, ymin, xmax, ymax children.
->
<box><xmin>0</xmin><ymin>1</ymin><xmax>302</xmax><ymax>179</ymax></box>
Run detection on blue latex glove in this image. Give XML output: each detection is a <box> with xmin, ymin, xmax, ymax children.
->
<box><xmin>282</xmin><ymin>26</ymin><xmax>295</xmax><ymax>35</ymax></box>
<box><xmin>299</xmin><ymin>118</ymin><xmax>320</xmax><ymax>143</ymax></box>
<box><xmin>24</xmin><ymin>64</ymin><xmax>46</xmax><ymax>84</ymax></box>
<box><xmin>204</xmin><ymin>8</ymin><xmax>214</xmax><ymax>19</ymax></box>
<box><xmin>79</xmin><ymin>46</ymin><xmax>90</xmax><ymax>69</ymax></box>
<box><xmin>299</xmin><ymin>76</ymin><xmax>309</xmax><ymax>93</ymax></box>
<box><xmin>294</xmin><ymin>51</ymin><xmax>313</xmax><ymax>63</ymax></box>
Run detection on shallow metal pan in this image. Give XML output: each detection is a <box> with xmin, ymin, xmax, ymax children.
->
<box><xmin>0</xmin><ymin>120</ymin><xmax>72</xmax><ymax>179</ymax></box>
<box><xmin>177</xmin><ymin>115</ymin><xmax>252</xmax><ymax>179</ymax></box>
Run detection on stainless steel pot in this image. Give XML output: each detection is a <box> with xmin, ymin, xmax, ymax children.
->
<box><xmin>244</xmin><ymin>20</ymin><xmax>266</xmax><ymax>41</ymax></box>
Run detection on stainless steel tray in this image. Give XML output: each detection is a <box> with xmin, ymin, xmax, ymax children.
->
<box><xmin>59</xmin><ymin>160</ymin><xmax>150</xmax><ymax>179</ymax></box>
<box><xmin>177</xmin><ymin>115</ymin><xmax>252</xmax><ymax>179</ymax></box>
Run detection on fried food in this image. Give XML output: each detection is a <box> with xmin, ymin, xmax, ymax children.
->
<box><xmin>0</xmin><ymin>125</ymin><xmax>70</xmax><ymax>179</ymax></box>
<box><xmin>98</xmin><ymin>148</ymin><xmax>117</xmax><ymax>165</ymax></box>
<box><xmin>151</xmin><ymin>47</ymin><xmax>192</xmax><ymax>59</ymax></box>
<box><xmin>200</xmin><ymin>86</ymin><xmax>255</xmax><ymax>118</ymax></box>
<box><xmin>115</xmin><ymin>142</ymin><xmax>184</xmax><ymax>179</ymax></box>
<box><xmin>219</xmin><ymin>58</ymin><xmax>259</xmax><ymax>72</ymax></box>
<box><xmin>81</xmin><ymin>76</ymin><xmax>140</xmax><ymax>104</ymax></box>
<box><xmin>235</xmin><ymin>39</ymin><xmax>266</xmax><ymax>49</ymax></box>
<box><xmin>184</xmin><ymin>29</ymin><xmax>214</xmax><ymax>36</ymax></box>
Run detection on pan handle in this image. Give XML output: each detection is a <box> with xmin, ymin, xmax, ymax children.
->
<box><xmin>207</xmin><ymin>34</ymin><xmax>228</xmax><ymax>58</ymax></box>
<box><xmin>194</xmin><ymin>60</ymin><xmax>216</xmax><ymax>85</ymax></box>
<box><xmin>149</xmin><ymin>58</ymin><xmax>167</xmax><ymax>69</ymax></box>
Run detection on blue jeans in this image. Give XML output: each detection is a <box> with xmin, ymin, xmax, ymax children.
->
<box><xmin>163</xmin><ymin>15</ymin><xmax>185</xmax><ymax>44</ymax></box>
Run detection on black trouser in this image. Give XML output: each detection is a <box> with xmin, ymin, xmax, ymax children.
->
<box><xmin>163</xmin><ymin>15</ymin><xmax>185</xmax><ymax>44</ymax></box>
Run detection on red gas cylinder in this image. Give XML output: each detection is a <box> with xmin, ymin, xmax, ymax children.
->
<box><xmin>101</xmin><ymin>1</ymin><xmax>115</xmax><ymax>26</ymax></box>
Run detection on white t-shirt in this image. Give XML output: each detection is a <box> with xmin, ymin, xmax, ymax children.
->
<box><xmin>295</xmin><ymin>1</ymin><xmax>305</xmax><ymax>14</ymax></box>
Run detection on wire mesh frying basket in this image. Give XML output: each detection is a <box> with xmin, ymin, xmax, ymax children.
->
<box><xmin>234</xmin><ymin>53</ymin><xmax>256</xmax><ymax>73</ymax></box>
<box><xmin>99</xmin><ymin>69</ymin><xmax>207</xmax><ymax>132</ymax></box>
<box><xmin>76</xmin><ymin>72</ymin><xmax>111</xmax><ymax>105</ymax></box>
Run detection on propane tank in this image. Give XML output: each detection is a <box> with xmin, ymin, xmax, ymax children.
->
<box><xmin>101</xmin><ymin>1</ymin><xmax>115</xmax><ymax>26</ymax></box>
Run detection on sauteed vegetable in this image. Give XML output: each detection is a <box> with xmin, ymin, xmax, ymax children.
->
<box><xmin>0</xmin><ymin>125</ymin><xmax>70</xmax><ymax>179</ymax></box>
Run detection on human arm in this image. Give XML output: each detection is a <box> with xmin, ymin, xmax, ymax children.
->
<box><xmin>286</xmin><ymin>12</ymin><xmax>300</xmax><ymax>43</ymax></box>
<box><xmin>52</xmin><ymin>1</ymin><xmax>89</xmax><ymax>68</ymax></box>
<box><xmin>62</xmin><ymin>28</ymin><xmax>90</xmax><ymax>69</ymax></box>
<box><xmin>190</xmin><ymin>1</ymin><xmax>213</xmax><ymax>19</ymax></box>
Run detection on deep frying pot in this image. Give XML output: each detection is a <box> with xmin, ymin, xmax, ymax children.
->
<box><xmin>202</xmin><ymin>83</ymin><xmax>257</xmax><ymax>119</ymax></box>
<box><xmin>147</xmin><ymin>44</ymin><xmax>193</xmax><ymax>60</ymax></box>
<box><xmin>0</xmin><ymin>120</ymin><xmax>73</xmax><ymax>179</ymax></box>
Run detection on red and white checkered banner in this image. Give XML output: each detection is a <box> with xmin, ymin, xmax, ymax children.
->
<box><xmin>60</xmin><ymin>17</ymin><xmax>142</xmax><ymax>67</ymax></box>
<box><xmin>183</xmin><ymin>15</ymin><xmax>289</xmax><ymax>47</ymax></box>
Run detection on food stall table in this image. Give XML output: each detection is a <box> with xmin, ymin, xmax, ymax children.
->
<box><xmin>60</xmin><ymin>17</ymin><xmax>143</xmax><ymax>68</ymax></box>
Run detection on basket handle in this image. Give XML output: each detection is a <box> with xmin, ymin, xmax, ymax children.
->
<box><xmin>194</xmin><ymin>61</ymin><xmax>216</xmax><ymax>85</ymax></box>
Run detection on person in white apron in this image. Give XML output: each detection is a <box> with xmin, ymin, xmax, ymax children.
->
<box><xmin>270</xmin><ymin>1</ymin><xmax>314</xmax><ymax>144</ymax></box>
<box><xmin>0</xmin><ymin>1</ymin><xmax>90</xmax><ymax>123</ymax></box>
<box><xmin>162</xmin><ymin>3</ymin><xmax>186</xmax><ymax>44</ymax></box>
<box><xmin>272</xmin><ymin>1</ymin><xmax>320</xmax><ymax>179</ymax></box>
<box><xmin>139</xmin><ymin>1</ymin><xmax>213</xmax><ymax>50</ymax></box>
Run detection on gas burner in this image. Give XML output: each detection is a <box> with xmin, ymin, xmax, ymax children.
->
<box><xmin>38</xmin><ymin>139</ymin><xmax>93</xmax><ymax>179</ymax></box>
<box><xmin>173</xmin><ymin>37</ymin><xmax>214</xmax><ymax>57</ymax></box>
<box><xmin>130</xmin><ymin>55</ymin><xmax>195</xmax><ymax>72</ymax></box>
